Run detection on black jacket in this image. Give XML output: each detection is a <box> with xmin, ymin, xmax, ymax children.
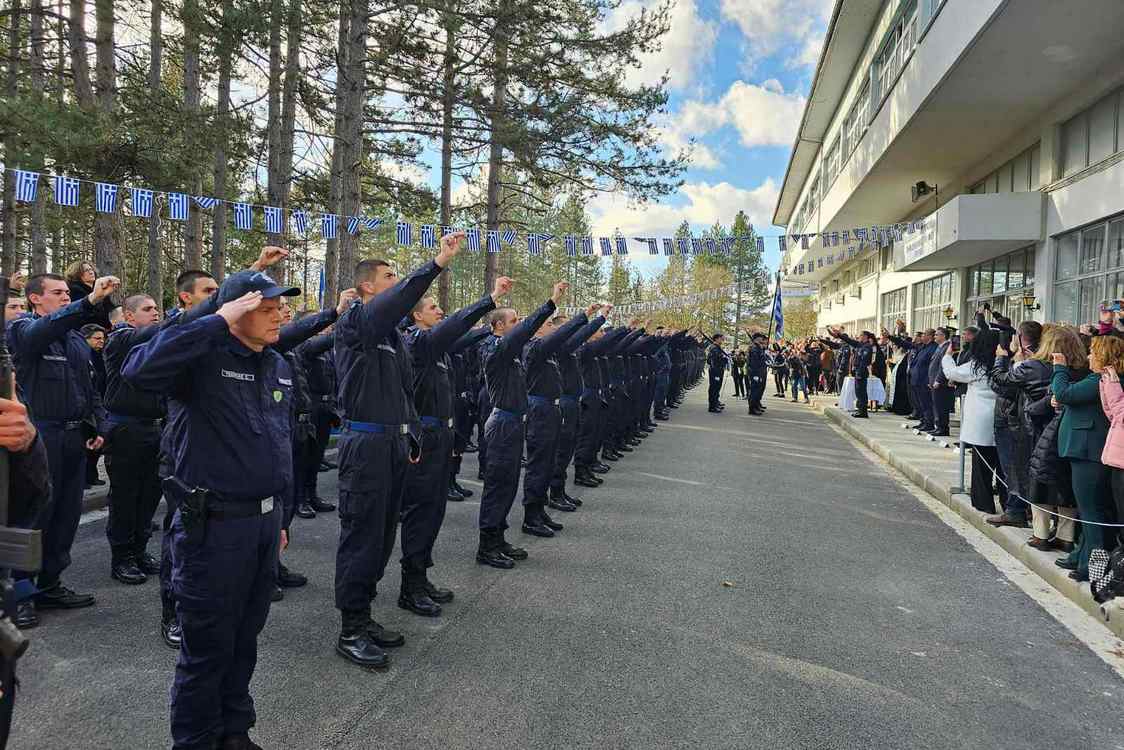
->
<box><xmin>990</xmin><ymin>356</ymin><xmax>1052</xmax><ymax>436</ymax></box>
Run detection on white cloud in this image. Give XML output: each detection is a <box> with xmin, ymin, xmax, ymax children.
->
<box><xmin>670</xmin><ymin>80</ymin><xmax>805</xmax><ymax>153</ymax></box>
<box><xmin>718</xmin><ymin>0</ymin><xmax>833</xmax><ymax>71</ymax></box>
<box><xmin>605</xmin><ymin>0</ymin><xmax>719</xmax><ymax>91</ymax></box>
<box><xmin>586</xmin><ymin>179</ymin><xmax>779</xmax><ymax>246</ymax></box>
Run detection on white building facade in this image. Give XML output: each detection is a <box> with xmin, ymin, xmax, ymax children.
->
<box><xmin>774</xmin><ymin>0</ymin><xmax>1124</xmax><ymax>335</ymax></box>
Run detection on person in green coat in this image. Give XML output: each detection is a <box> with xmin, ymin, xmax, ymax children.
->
<box><xmin>1050</xmin><ymin>332</ymin><xmax>1112</xmax><ymax>581</ymax></box>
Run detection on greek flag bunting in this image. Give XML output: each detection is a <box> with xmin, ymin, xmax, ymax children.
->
<box><xmin>167</xmin><ymin>192</ymin><xmax>188</xmax><ymax>221</ymax></box>
<box><xmin>636</xmin><ymin>237</ymin><xmax>658</xmax><ymax>255</ymax></box>
<box><xmin>528</xmin><ymin>233</ymin><xmax>553</xmax><ymax>256</ymax></box>
<box><xmin>599</xmin><ymin>237</ymin><xmax>613</xmax><ymax>256</ymax></box>
<box><xmin>346</xmin><ymin>216</ymin><xmax>361</xmax><ymax>236</ymax></box>
<box><xmin>264</xmin><ymin>207</ymin><xmax>283</xmax><ymax>234</ymax></box>
<box><xmin>662</xmin><ymin>238</ymin><xmax>674</xmax><ymax>256</ymax></box>
<box><xmin>690</xmin><ymin>238</ymin><xmax>703</xmax><ymax>256</ymax></box>
<box><xmin>440</xmin><ymin>225</ymin><xmax>453</xmax><ymax>238</ymax></box>
<box><xmin>755</xmin><ymin>236</ymin><xmax>765</xmax><ymax>253</ymax></box>
<box><xmin>420</xmin><ymin>224</ymin><xmax>437</xmax><ymax>249</ymax></box>
<box><xmin>54</xmin><ymin>176</ymin><xmax>80</xmax><ymax>207</ymax></box>
<box><xmin>322</xmin><ymin>214</ymin><xmax>338</xmax><ymax>239</ymax></box>
<box><xmin>363</xmin><ymin>217</ymin><xmax>382</xmax><ymax>231</ymax></box>
<box><xmin>854</xmin><ymin>228</ymin><xmax>867</xmax><ymax>246</ymax></box>
<box><xmin>130</xmin><ymin>188</ymin><xmax>154</xmax><ymax>218</ymax></box>
<box><xmin>704</xmin><ymin>237</ymin><xmax>716</xmax><ymax>255</ymax></box>
<box><xmin>676</xmin><ymin>238</ymin><xmax>690</xmax><ymax>256</ymax></box>
<box><xmin>14</xmin><ymin>170</ymin><xmax>38</xmax><ymax>202</ymax></box>
<box><xmin>465</xmin><ymin>228</ymin><xmax>480</xmax><ymax>253</ymax></box>
<box><xmin>502</xmin><ymin>229</ymin><xmax>517</xmax><ymax>246</ymax></box>
<box><xmin>615</xmin><ymin>236</ymin><xmax>628</xmax><ymax>255</ymax></box>
<box><xmin>233</xmin><ymin>202</ymin><xmax>252</xmax><ymax>230</ymax></box>
<box><xmin>581</xmin><ymin>237</ymin><xmax>593</xmax><ymax>256</ymax></box>
<box><xmin>486</xmin><ymin>230</ymin><xmax>500</xmax><ymax>254</ymax></box>
<box><xmin>95</xmin><ymin>183</ymin><xmax>119</xmax><ymax>213</ymax></box>
<box><xmin>564</xmin><ymin>236</ymin><xmax>577</xmax><ymax>257</ymax></box>
<box><xmin>194</xmin><ymin>196</ymin><xmax>218</xmax><ymax>209</ymax></box>
<box><xmin>396</xmin><ymin>221</ymin><xmax>412</xmax><ymax>246</ymax></box>
<box><xmin>292</xmin><ymin>210</ymin><xmax>309</xmax><ymax>235</ymax></box>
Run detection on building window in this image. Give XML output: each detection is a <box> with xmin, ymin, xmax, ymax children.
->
<box><xmin>966</xmin><ymin>246</ymin><xmax>1036</xmax><ymax>321</ymax></box>
<box><xmin>911</xmin><ymin>272</ymin><xmax>955</xmax><ymax>332</ymax></box>
<box><xmin>881</xmin><ymin>287</ymin><xmax>907</xmax><ymax>332</ymax></box>
<box><xmin>970</xmin><ymin>144</ymin><xmax>1040</xmax><ymax>195</ymax></box>
<box><xmin>1061</xmin><ymin>88</ymin><xmax>1122</xmax><ymax>177</ymax></box>
<box><xmin>824</xmin><ymin>138</ymin><xmax>840</xmax><ymax>191</ymax></box>
<box><xmin>1053</xmin><ymin>215</ymin><xmax>1124</xmax><ymax>324</ymax></box>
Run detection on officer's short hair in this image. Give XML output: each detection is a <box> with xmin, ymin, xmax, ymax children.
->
<box><xmin>80</xmin><ymin>323</ymin><xmax>106</xmax><ymax>338</ymax></box>
<box><xmin>490</xmin><ymin>308</ymin><xmax>514</xmax><ymax>329</ymax></box>
<box><xmin>25</xmin><ymin>273</ymin><xmax>66</xmax><ymax>300</ymax></box>
<box><xmin>175</xmin><ymin>270</ymin><xmax>214</xmax><ymax>297</ymax></box>
<box><xmin>124</xmin><ymin>294</ymin><xmax>154</xmax><ymax>313</ymax></box>
<box><xmin>355</xmin><ymin>259</ymin><xmax>390</xmax><ymax>283</ymax></box>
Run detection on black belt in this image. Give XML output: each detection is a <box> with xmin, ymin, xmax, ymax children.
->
<box><xmin>206</xmin><ymin>497</ymin><xmax>275</xmax><ymax>520</ymax></box>
<box><xmin>38</xmin><ymin>419</ymin><xmax>84</xmax><ymax>431</ymax></box>
<box><xmin>107</xmin><ymin>414</ymin><xmax>161</xmax><ymax>426</ymax></box>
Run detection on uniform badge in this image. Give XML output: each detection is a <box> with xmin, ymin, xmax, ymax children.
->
<box><xmin>273</xmin><ymin>390</ymin><xmax>283</xmax><ymax>402</ymax></box>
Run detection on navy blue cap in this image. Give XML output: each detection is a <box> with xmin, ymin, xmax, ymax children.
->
<box><xmin>218</xmin><ymin>270</ymin><xmax>300</xmax><ymax>304</ymax></box>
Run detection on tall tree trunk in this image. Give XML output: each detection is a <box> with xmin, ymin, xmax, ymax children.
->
<box><xmin>483</xmin><ymin>2</ymin><xmax>509</xmax><ymax>293</ymax></box>
<box><xmin>436</xmin><ymin>2</ymin><xmax>456</xmax><ymax>309</ymax></box>
<box><xmin>146</xmin><ymin>0</ymin><xmax>162</xmax><ymax>300</ymax></box>
<box><xmin>1</xmin><ymin>0</ymin><xmax>23</xmax><ymax>276</ymax></box>
<box><xmin>277</xmin><ymin>0</ymin><xmax>302</xmax><ymax>277</ymax></box>
<box><xmin>27</xmin><ymin>0</ymin><xmax>48</xmax><ymax>273</ymax></box>
<box><xmin>92</xmin><ymin>0</ymin><xmax>120</xmax><ymax>277</ymax></box>
<box><xmin>182</xmin><ymin>0</ymin><xmax>203</xmax><ymax>269</ymax></box>
<box><xmin>211</xmin><ymin>0</ymin><xmax>233</xmax><ymax>281</ymax></box>
<box><xmin>264</xmin><ymin>0</ymin><xmax>284</xmax><ymax>254</ymax></box>
<box><xmin>323</xmin><ymin>0</ymin><xmax>349</xmax><ymax>304</ymax></box>
<box><xmin>336</xmin><ymin>0</ymin><xmax>367</xmax><ymax>293</ymax></box>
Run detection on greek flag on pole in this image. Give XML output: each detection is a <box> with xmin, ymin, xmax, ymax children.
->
<box><xmin>771</xmin><ymin>278</ymin><xmax>784</xmax><ymax>341</ymax></box>
<box><xmin>292</xmin><ymin>209</ymin><xmax>309</xmax><ymax>235</ymax></box>
<box><xmin>168</xmin><ymin>192</ymin><xmax>189</xmax><ymax>221</ymax></box>
<box><xmin>194</xmin><ymin>196</ymin><xmax>218</xmax><ymax>209</ymax></box>
<box><xmin>363</xmin><ymin>217</ymin><xmax>382</xmax><ymax>231</ymax></box>
<box><xmin>502</xmin><ymin>229</ymin><xmax>517</xmax><ymax>246</ymax></box>
<box><xmin>396</xmin><ymin>221</ymin><xmax>412</xmax><ymax>246</ymax></box>
<box><xmin>265</xmin><ymin>206</ymin><xmax>283</xmax><ymax>234</ymax></box>
<box><xmin>599</xmin><ymin>238</ymin><xmax>613</xmax><ymax>256</ymax></box>
<box><xmin>465</xmin><ymin>228</ymin><xmax>480</xmax><ymax>253</ymax></box>
<box><xmin>346</xmin><ymin>216</ymin><xmax>361</xmax><ymax>235</ymax></box>
<box><xmin>486</xmin><ymin>230</ymin><xmax>501</xmax><ymax>254</ymax></box>
<box><xmin>14</xmin><ymin>170</ymin><xmax>38</xmax><ymax>202</ymax></box>
<box><xmin>564</xmin><ymin>236</ymin><xmax>577</xmax><ymax>257</ymax></box>
<box><xmin>95</xmin><ymin>183</ymin><xmax>119</xmax><ymax>213</ymax></box>
<box><xmin>322</xmin><ymin>214</ymin><xmax>338</xmax><ymax>239</ymax></box>
<box><xmin>615</xmin><ymin>236</ymin><xmax>628</xmax><ymax>255</ymax></box>
<box><xmin>131</xmin><ymin>188</ymin><xmax>154</xmax><ymax>217</ymax></box>
<box><xmin>662</xmin><ymin>238</ymin><xmax>674</xmax><ymax>256</ymax></box>
<box><xmin>420</xmin><ymin>224</ymin><xmax>437</xmax><ymax>249</ymax></box>
<box><xmin>581</xmin><ymin>237</ymin><xmax>593</xmax><ymax>256</ymax></box>
<box><xmin>233</xmin><ymin>203</ymin><xmax>252</xmax><ymax>230</ymax></box>
<box><xmin>54</xmin><ymin>176</ymin><xmax>80</xmax><ymax>207</ymax></box>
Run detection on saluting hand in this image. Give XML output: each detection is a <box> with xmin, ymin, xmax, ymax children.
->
<box><xmin>601</xmin><ymin>302</ymin><xmax>613</xmax><ymax>318</ymax></box>
<box><xmin>492</xmin><ymin>275</ymin><xmax>514</xmax><ymax>301</ymax></box>
<box><xmin>436</xmin><ymin>231</ymin><xmax>466</xmax><ymax>267</ymax></box>
<box><xmin>585</xmin><ymin>302</ymin><xmax>602</xmax><ymax>318</ymax></box>
<box><xmin>551</xmin><ymin>281</ymin><xmax>570</xmax><ymax>305</ymax></box>
<box><xmin>336</xmin><ymin>288</ymin><xmax>358</xmax><ymax>315</ymax></box>
<box><xmin>88</xmin><ymin>275</ymin><xmax>121</xmax><ymax>304</ymax></box>
<box><xmin>0</xmin><ymin>376</ymin><xmax>36</xmax><ymax>453</ymax></box>
<box><xmin>218</xmin><ymin>291</ymin><xmax>264</xmax><ymax>327</ymax></box>
<box><xmin>251</xmin><ymin>246</ymin><xmax>289</xmax><ymax>272</ymax></box>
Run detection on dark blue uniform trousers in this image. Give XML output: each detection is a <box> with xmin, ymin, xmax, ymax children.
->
<box><xmin>334</xmin><ymin>431</ymin><xmax>409</xmax><ymax>614</ymax></box>
<box><xmin>170</xmin><ymin>506</ymin><xmax>279</xmax><ymax>750</ymax></box>
<box><xmin>550</xmin><ymin>397</ymin><xmax>580</xmax><ymax>495</ymax></box>
<box><xmin>35</xmin><ymin>423</ymin><xmax>87</xmax><ymax>586</ymax></box>
<box><xmin>304</xmin><ymin>403</ymin><xmax>335</xmax><ymax>498</ymax></box>
<box><xmin>401</xmin><ymin>425</ymin><xmax>453</xmax><ymax>579</ymax></box>
<box><xmin>708</xmin><ymin>369</ymin><xmax>724</xmax><ymax>409</ymax></box>
<box><xmin>747</xmin><ymin>373</ymin><xmax>766</xmax><ymax>410</ymax></box>
<box><xmin>654</xmin><ymin>374</ymin><xmax>669</xmax><ymax>411</ymax></box>
<box><xmin>911</xmin><ymin>384</ymin><xmax>934</xmax><ymax>427</ymax></box>
<box><xmin>478</xmin><ymin>410</ymin><xmax>525</xmax><ymax>534</ymax></box>
<box><xmin>104</xmin><ymin>421</ymin><xmax>163</xmax><ymax>564</ymax></box>
<box><xmin>574</xmin><ymin>392</ymin><xmax>602</xmax><ymax>470</ymax></box>
<box><xmin>523</xmin><ymin>400</ymin><xmax>560</xmax><ymax>507</ymax></box>
<box><xmin>476</xmin><ymin>385</ymin><xmax>491</xmax><ymax>476</ymax></box>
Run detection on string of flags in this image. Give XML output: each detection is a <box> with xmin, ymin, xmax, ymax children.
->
<box><xmin>560</xmin><ymin>283</ymin><xmax>739</xmax><ymax>318</ymax></box>
<box><xmin>781</xmin><ymin>220</ymin><xmax>929</xmax><ymax>276</ymax></box>
<box><xmin>5</xmin><ymin>167</ymin><xmax>768</xmax><ymax>258</ymax></box>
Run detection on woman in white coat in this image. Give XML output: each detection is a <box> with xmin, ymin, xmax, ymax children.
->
<box><xmin>942</xmin><ymin>328</ymin><xmax>1008</xmax><ymax>513</ymax></box>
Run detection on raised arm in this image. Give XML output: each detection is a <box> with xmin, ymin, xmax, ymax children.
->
<box><xmin>420</xmin><ymin>277</ymin><xmax>511</xmax><ymax>356</ymax></box>
<box><xmin>449</xmin><ymin>326</ymin><xmax>492</xmax><ymax>355</ymax></box>
<box><xmin>1051</xmin><ymin>364</ymin><xmax>1100</xmax><ymax>405</ymax></box>
<box><xmin>10</xmin><ymin>275</ymin><xmax>119</xmax><ymax>358</ymax></box>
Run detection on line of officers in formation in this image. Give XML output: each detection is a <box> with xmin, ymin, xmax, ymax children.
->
<box><xmin>3</xmin><ymin>231</ymin><xmax>707</xmax><ymax>750</ymax></box>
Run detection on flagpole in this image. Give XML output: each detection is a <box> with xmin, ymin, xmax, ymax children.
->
<box><xmin>767</xmin><ymin>270</ymin><xmax>781</xmax><ymax>341</ymax></box>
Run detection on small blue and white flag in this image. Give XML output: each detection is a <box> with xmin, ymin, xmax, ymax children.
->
<box><xmin>346</xmin><ymin>216</ymin><xmax>361</xmax><ymax>236</ymax></box>
<box><xmin>756</xmin><ymin>236</ymin><xmax>765</xmax><ymax>253</ymax></box>
<box><xmin>842</xmin><ymin>229</ymin><xmax>851</xmax><ymax>244</ymax></box>
<box><xmin>14</xmin><ymin>170</ymin><xmax>38</xmax><ymax>202</ymax></box>
<box><xmin>820</xmin><ymin>232</ymin><xmax>831</xmax><ymax>247</ymax></box>
<box><xmin>854</xmin><ymin>228</ymin><xmax>868</xmax><ymax>246</ymax></box>
<box><xmin>599</xmin><ymin>237</ymin><xmax>613</xmax><ymax>256</ymax></box>
<box><xmin>486</xmin><ymin>230</ymin><xmax>501</xmax><ymax>254</ymax></box>
<box><xmin>719</xmin><ymin>238</ymin><xmax>733</xmax><ymax>255</ymax></box>
<box><xmin>704</xmin><ymin>237</ymin><xmax>716</xmax><ymax>255</ymax></box>
<box><xmin>615</xmin><ymin>236</ymin><xmax>628</xmax><ymax>255</ymax></box>
<box><xmin>292</xmin><ymin>209</ymin><xmax>309</xmax><ymax>235</ymax></box>
<box><xmin>690</xmin><ymin>238</ymin><xmax>703</xmax><ymax>256</ymax></box>
<box><xmin>637</xmin><ymin>237</ymin><xmax>658</xmax><ymax>255</ymax></box>
<box><xmin>799</xmin><ymin>234</ymin><xmax>809</xmax><ymax>250</ymax></box>
<box><xmin>501</xmin><ymin>229</ymin><xmax>517</xmax><ymax>246</ymax></box>
<box><xmin>167</xmin><ymin>192</ymin><xmax>189</xmax><ymax>221</ymax></box>
<box><xmin>564</xmin><ymin>236</ymin><xmax>577</xmax><ymax>257</ymax></box>
<box><xmin>676</xmin><ymin>238</ymin><xmax>690</xmax><ymax>256</ymax></box>
<box><xmin>420</xmin><ymin>224</ymin><xmax>437</xmax><ymax>249</ymax></box>
<box><xmin>817</xmin><ymin>257</ymin><xmax>824</xmax><ymax>268</ymax></box>
<box><xmin>321</xmin><ymin>214</ymin><xmax>338</xmax><ymax>239</ymax></box>
<box><xmin>233</xmin><ymin>202</ymin><xmax>252</xmax><ymax>230</ymax></box>
<box><xmin>265</xmin><ymin>206</ymin><xmax>283</xmax><ymax>234</ymax></box>
<box><xmin>131</xmin><ymin>187</ymin><xmax>154</xmax><ymax>218</ymax></box>
<box><xmin>527</xmin><ymin>233</ymin><xmax>553</xmax><ymax>256</ymax></box>
<box><xmin>662</xmin><ymin>238</ymin><xmax>674</xmax><ymax>256</ymax></box>
<box><xmin>581</xmin><ymin>237</ymin><xmax>593</xmax><ymax>256</ymax></box>
<box><xmin>776</xmin><ymin>235</ymin><xmax>786</xmax><ymax>252</ymax></box>
<box><xmin>54</xmin><ymin>176</ymin><xmax>80</xmax><ymax>207</ymax></box>
<box><xmin>194</xmin><ymin>196</ymin><xmax>218</xmax><ymax>210</ymax></box>
<box><xmin>465</xmin><ymin>228</ymin><xmax>480</xmax><ymax>253</ymax></box>
<box><xmin>396</xmin><ymin>220</ymin><xmax>412</xmax><ymax>246</ymax></box>
<box><xmin>831</xmin><ymin>231</ymin><xmax>840</xmax><ymax>246</ymax></box>
<box><xmin>95</xmin><ymin>183</ymin><xmax>119</xmax><ymax>213</ymax></box>
<box><xmin>363</xmin><ymin>217</ymin><xmax>382</xmax><ymax>231</ymax></box>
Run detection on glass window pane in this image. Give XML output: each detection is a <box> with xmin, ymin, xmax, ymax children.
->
<box><xmin>1108</xmin><ymin>272</ymin><xmax>1124</xmax><ymax>304</ymax></box>
<box><xmin>1026</xmin><ymin>246</ymin><xmax>1036</xmax><ymax>286</ymax></box>
<box><xmin>968</xmin><ymin>266</ymin><xmax>977</xmax><ymax>297</ymax></box>
<box><xmin>1079</xmin><ymin>275</ymin><xmax>1105</xmax><ymax>324</ymax></box>
<box><xmin>1056</xmin><ymin>231</ymin><xmax>1080</xmax><ymax>280</ymax></box>
<box><xmin>1055</xmin><ymin>281</ymin><xmax>1077</xmax><ymax>324</ymax></box>
<box><xmin>1030</xmin><ymin>144</ymin><xmax>1041</xmax><ymax>189</ymax></box>
<box><xmin>990</xmin><ymin>173</ymin><xmax>1000</xmax><ymax>193</ymax></box>
<box><xmin>1063</xmin><ymin>113</ymin><xmax>1088</xmax><ymax>176</ymax></box>
<box><xmin>1109</xmin><ymin>219</ymin><xmax>1124</xmax><ymax>270</ymax></box>
<box><xmin>1008</xmin><ymin>250</ymin><xmax>1024</xmax><ymax>289</ymax></box>
<box><xmin>1012</xmin><ymin>151</ymin><xmax>1029</xmax><ymax>192</ymax></box>
<box><xmin>1081</xmin><ymin>225</ymin><xmax>1106</xmax><ymax>275</ymax></box>
<box><xmin>997</xmin><ymin>162</ymin><xmax>1013</xmax><ymax>193</ymax></box>
<box><xmin>979</xmin><ymin>262</ymin><xmax>993</xmax><ymax>295</ymax></box>
<box><xmin>941</xmin><ymin>273</ymin><xmax>952</xmax><ymax>302</ymax></box>
<box><xmin>1089</xmin><ymin>93</ymin><xmax>1117</xmax><ymax>164</ymax></box>
<box><xmin>993</xmin><ymin>256</ymin><xmax>1008</xmax><ymax>293</ymax></box>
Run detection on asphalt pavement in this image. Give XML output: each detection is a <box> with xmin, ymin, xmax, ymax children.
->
<box><xmin>11</xmin><ymin>382</ymin><xmax>1124</xmax><ymax>749</ymax></box>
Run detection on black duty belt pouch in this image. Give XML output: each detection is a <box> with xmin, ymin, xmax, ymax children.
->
<box><xmin>162</xmin><ymin>476</ymin><xmax>208</xmax><ymax>546</ymax></box>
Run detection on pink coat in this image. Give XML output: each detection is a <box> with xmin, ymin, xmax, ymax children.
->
<box><xmin>1098</xmin><ymin>379</ymin><xmax>1124</xmax><ymax>469</ymax></box>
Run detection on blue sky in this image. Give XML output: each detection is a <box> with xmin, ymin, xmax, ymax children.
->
<box><xmin>574</xmin><ymin>0</ymin><xmax>832</xmax><ymax>277</ymax></box>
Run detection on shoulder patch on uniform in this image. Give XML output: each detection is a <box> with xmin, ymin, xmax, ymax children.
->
<box><xmin>278</xmin><ymin>377</ymin><xmax>292</xmax><ymax>386</ymax></box>
<box><xmin>221</xmin><ymin>369</ymin><xmax>255</xmax><ymax>382</ymax></box>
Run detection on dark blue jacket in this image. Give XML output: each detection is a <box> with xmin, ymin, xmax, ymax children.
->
<box><xmin>910</xmin><ymin>342</ymin><xmax>939</xmax><ymax>387</ymax></box>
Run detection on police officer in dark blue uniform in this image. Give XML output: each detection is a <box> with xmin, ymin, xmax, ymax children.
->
<box><xmin>476</xmin><ymin>280</ymin><xmax>568</xmax><ymax>567</ymax></box>
<box><xmin>829</xmin><ymin>326</ymin><xmax>875</xmax><ymax>418</ymax></box>
<box><xmin>572</xmin><ymin>325</ymin><xmax>611</xmax><ymax>487</ymax></box>
<box><xmin>333</xmin><ymin>232</ymin><xmax>466</xmax><ymax>669</ymax></box>
<box><xmin>7</xmin><ymin>272</ymin><xmax>118</xmax><ymax>625</ymax></box>
<box><xmin>746</xmin><ymin>332</ymin><xmax>769</xmax><ymax>415</ymax></box>
<box><xmin>123</xmin><ymin>272</ymin><xmax>300</xmax><ymax>750</ymax></box>
<box><xmin>474</xmin><ymin>332</ymin><xmax>499</xmax><ymax>481</ymax></box>
<box><xmin>397</xmin><ymin>275</ymin><xmax>509</xmax><ymax>617</ymax></box>
<box><xmin>706</xmin><ymin>333</ymin><xmax>728</xmax><ymax>413</ymax></box>
<box><xmin>299</xmin><ymin>327</ymin><xmax>339</xmax><ymax>514</ymax></box>
<box><xmin>448</xmin><ymin>325</ymin><xmax>492</xmax><ymax>499</ymax></box>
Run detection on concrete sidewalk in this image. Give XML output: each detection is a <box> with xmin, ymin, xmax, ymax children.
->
<box><xmin>801</xmin><ymin>391</ymin><xmax>1124</xmax><ymax>639</ymax></box>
